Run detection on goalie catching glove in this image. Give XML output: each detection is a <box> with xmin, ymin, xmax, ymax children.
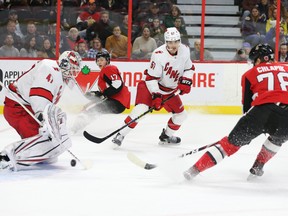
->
<box><xmin>178</xmin><ymin>77</ymin><xmax>192</xmax><ymax>95</ymax></box>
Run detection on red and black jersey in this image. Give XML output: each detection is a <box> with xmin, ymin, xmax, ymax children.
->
<box><xmin>242</xmin><ymin>62</ymin><xmax>288</xmax><ymax>113</ymax></box>
<box><xmin>98</xmin><ymin>65</ymin><xmax>130</xmax><ymax>109</ymax></box>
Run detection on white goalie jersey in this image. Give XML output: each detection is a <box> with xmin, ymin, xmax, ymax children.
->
<box><xmin>146</xmin><ymin>43</ymin><xmax>194</xmax><ymax>95</ymax></box>
<box><xmin>8</xmin><ymin>59</ymin><xmax>65</xmax><ymax>115</ymax></box>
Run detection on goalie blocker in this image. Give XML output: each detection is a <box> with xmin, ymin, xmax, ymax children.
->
<box><xmin>0</xmin><ymin>104</ymin><xmax>72</xmax><ymax>171</ymax></box>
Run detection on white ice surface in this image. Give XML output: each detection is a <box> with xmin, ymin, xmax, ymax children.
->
<box><xmin>1</xmin><ymin>112</ymin><xmax>288</xmax><ymax>216</ymax></box>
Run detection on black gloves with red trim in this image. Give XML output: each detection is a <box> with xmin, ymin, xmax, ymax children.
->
<box><xmin>178</xmin><ymin>77</ymin><xmax>192</xmax><ymax>95</ymax></box>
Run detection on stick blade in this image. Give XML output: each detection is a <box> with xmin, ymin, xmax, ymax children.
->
<box><xmin>83</xmin><ymin>131</ymin><xmax>106</xmax><ymax>144</ymax></box>
<box><xmin>127</xmin><ymin>152</ymin><xmax>157</xmax><ymax>170</ymax></box>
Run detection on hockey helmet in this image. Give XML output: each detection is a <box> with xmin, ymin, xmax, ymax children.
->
<box><xmin>164</xmin><ymin>27</ymin><xmax>181</xmax><ymax>43</ymax></box>
<box><xmin>249</xmin><ymin>43</ymin><xmax>274</xmax><ymax>63</ymax></box>
<box><xmin>96</xmin><ymin>51</ymin><xmax>110</xmax><ymax>64</ymax></box>
<box><xmin>58</xmin><ymin>51</ymin><xmax>82</xmax><ymax>81</ymax></box>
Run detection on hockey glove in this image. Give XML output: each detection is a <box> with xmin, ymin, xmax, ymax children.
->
<box><xmin>152</xmin><ymin>93</ymin><xmax>163</xmax><ymax>111</ymax></box>
<box><xmin>178</xmin><ymin>77</ymin><xmax>192</xmax><ymax>95</ymax></box>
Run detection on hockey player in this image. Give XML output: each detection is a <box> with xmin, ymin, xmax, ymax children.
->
<box><xmin>0</xmin><ymin>51</ymin><xmax>82</xmax><ymax>171</ymax></box>
<box><xmin>184</xmin><ymin>44</ymin><xmax>288</xmax><ymax>180</ymax></box>
<box><xmin>70</xmin><ymin>51</ymin><xmax>131</xmax><ymax>134</ymax></box>
<box><xmin>112</xmin><ymin>27</ymin><xmax>194</xmax><ymax>147</ymax></box>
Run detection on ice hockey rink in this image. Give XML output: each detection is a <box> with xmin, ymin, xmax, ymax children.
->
<box><xmin>1</xmin><ymin>112</ymin><xmax>288</xmax><ymax>216</ymax></box>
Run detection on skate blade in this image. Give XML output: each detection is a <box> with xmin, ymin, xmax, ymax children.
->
<box><xmin>158</xmin><ymin>141</ymin><xmax>181</xmax><ymax>146</ymax></box>
<box><xmin>247</xmin><ymin>173</ymin><xmax>260</xmax><ymax>181</ymax></box>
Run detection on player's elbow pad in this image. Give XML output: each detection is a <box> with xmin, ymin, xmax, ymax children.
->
<box><xmin>103</xmin><ymin>81</ymin><xmax>123</xmax><ymax>97</ymax></box>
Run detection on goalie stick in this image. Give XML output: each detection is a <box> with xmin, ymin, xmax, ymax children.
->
<box><xmin>83</xmin><ymin>90</ymin><xmax>180</xmax><ymax>144</ymax></box>
<box><xmin>0</xmin><ymin>81</ymin><xmax>92</xmax><ymax>170</ymax></box>
<box><xmin>127</xmin><ymin>141</ymin><xmax>218</xmax><ymax>170</ymax></box>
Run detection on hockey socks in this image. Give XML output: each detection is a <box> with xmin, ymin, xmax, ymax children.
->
<box><xmin>194</xmin><ymin>136</ymin><xmax>240</xmax><ymax>173</ymax></box>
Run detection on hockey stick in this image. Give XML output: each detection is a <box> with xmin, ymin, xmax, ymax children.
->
<box><xmin>83</xmin><ymin>90</ymin><xmax>181</xmax><ymax>144</ymax></box>
<box><xmin>0</xmin><ymin>81</ymin><xmax>92</xmax><ymax>170</ymax></box>
<box><xmin>127</xmin><ymin>141</ymin><xmax>218</xmax><ymax>170</ymax></box>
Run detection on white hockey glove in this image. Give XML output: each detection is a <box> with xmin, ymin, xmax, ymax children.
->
<box><xmin>39</xmin><ymin>104</ymin><xmax>66</xmax><ymax>142</ymax></box>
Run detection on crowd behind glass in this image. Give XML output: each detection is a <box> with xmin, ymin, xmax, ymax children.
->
<box><xmin>0</xmin><ymin>0</ymin><xmax>287</xmax><ymax>61</ymax></box>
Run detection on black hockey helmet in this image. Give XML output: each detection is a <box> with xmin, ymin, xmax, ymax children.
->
<box><xmin>96</xmin><ymin>51</ymin><xmax>110</xmax><ymax>64</ymax></box>
<box><xmin>248</xmin><ymin>43</ymin><xmax>274</xmax><ymax>63</ymax></box>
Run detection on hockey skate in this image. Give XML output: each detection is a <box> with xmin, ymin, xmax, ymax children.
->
<box><xmin>158</xmin><ymin>129</ymin><xmax>181</xmax><ymax>145</ymax></box>
<box><xmin>0</xmin><ymin>152</ymin><xmax>14</xmax><ymax>171</ymax></box>
<box><xmin>112</xmin><ymin>133</ymin><xmax>125</xmax><ymax>147</ymax></box>
<box><xmin>183</xmin><ymin>166</ymin><xmax>200</xmax><ymax>181</ymax></box>
<box><xmin>247</xmin><ymin>160</ymin><xmax>264</xmax><ymax>181</ymax></box>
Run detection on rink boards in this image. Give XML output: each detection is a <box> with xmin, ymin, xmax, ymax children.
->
<box><xmin>0</xmin><ymin>60</ymin><xmax>252</xmax><ymax>114</ymax></box>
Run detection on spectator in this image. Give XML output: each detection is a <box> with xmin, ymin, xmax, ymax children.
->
<box><xmin>120</xmin><ymin>14</ymin><xmax>139</xmax><ymax>42</ymax></box>
<box><xmin>76</xmin><ymin>38</ymin><xmax>88</xmax><ymax>58</ymax></box>
<box><xmin>47</xmin><ymin>23</ymin><xmax>66</xmax><ymax>53</ymax></box>
<box><xmin>7</xmin><ymin>9</ymin><xmax>24</xmax><ymax>39</ymax></box>
<box><xmin>119</xmin><ymin>14</ymin><xmax>128</xmax><ymax>37</ymax></box>
<box><xmin>105</xmin><ymin>25</ymin><xmax>130</xmax><ymax>59</ymax></box>
<box><xmin>19</xmin><ymin>35</ymin><xmax>38</xmax><ymax>57</ymax></box>
<box><xmin>164</xmin><ymin>5</ymin><xmax>185</xmax><ymax>29</ymax></box>
<box><xmin>256</xmin><ymin>0</ymin><xmax>270</xmax><ymax>20</ymax></box>
<box><xmin>150</xmin><ymin>17</ymin><xmax>165</xmax><ymax>47</ymax></box>
<box><xmin>119</xmin><ymin>14</ymin><xmax>128</xmax><ymax>36</ymax></box>
<box><xmin>190</xmin><ymin>39</ymin><xmax>214</xmax><ymax>61</ymax></box>
<box><xmin>278</xmin><ymin>43</ymin><xmax>288</xmax><ymax>62</ymax></box>
<box><xmin>0</xmin><ymin>34</ymin><xmax>20</xmax><ymax>57</ymax></box>
<box><xmin>265</xmin><ymin>25</ymin><xmax>287</xmax><ymax>49</ymax></box>
<box><xmin>87</xmin><ymin>37</ymin><xmax>108</xmax><ymax>59</ymax></box>
<box><xmin>241</xmin><ymin>7</ymin><xmax>266</xmax><ymax>47</ymax></box>
<box><xmin>0</xmin><ymin>20</ymin><xmax>23</xmax><ymax>50</ymax></box>
<box><xmin>62</xmin><ymin>27</ymin><xmax>80</xmax><ymax>51</ymax></box>
<box><xmin>174</xmin><ymin>17</ymin><xmax>190</xmax><ymax>47</ymax></box>
<box><xmin>42</xmin><ymin>37</ymin><xmax>56</xmax><ymax>58</ymax></box>
<box><xmin>268</xmin><ymin>0</ymin><xmax>288</xmax><ymax>19</ymax></box>
<box><xmin>29</xmin><ymin>0</ymin><xmax>52</xmax><ymax>6</ymax></box>
<box><xmin>36</xmin><ymin>49</ymin><xmax>46</xmax><ymax>58</ymax></box>
<box><xmin>131</xmin><ymin>26</ymin><xmax>157</xmax><ymax>60</ymax></box>
<box><xmin>98</xmin><ymin>0</ymin><xmax>126</xmax><ymax>12</ymax></box>
<box><xmin>232</xmin><ymin>42</ymin><xmax>251</xmax><ymax>61</ymax></box>
<box><xmin>76</xmin><ymin>0</ymin><xmax>103</xmax><ymax>31</ymax></box>
<box><xmin>266</xmin><ymin>8</ymin><xmax>287</xmax><ymax>34</ymax></box>
<box><xmin>143</xmin><ymin>2</ymin><xmax>164</xmax><ymax>28</ymax></box>
<box><xmin>86</xmin><ymin>10</ymin><xmax>115</xmax><ymax>46</ymax></box>
<box><xmin>240</xmin><ymin>0</ymin><xmax>259</xmax><ymax>21</ymax></box>
<box><xmin>49</xmin><ymin>0</ymin><xmax>70</xmax><ymax>30</ymax></box>
<box><xmin>23</xmin><ymin>21</ymin><xmax>44</xmax><ymax>50</ymax></box>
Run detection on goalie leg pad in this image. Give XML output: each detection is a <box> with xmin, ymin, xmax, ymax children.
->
<box><xmin>2</xmin><ymin>110</ymin><xmax>72</xmax><ymax>171</ymax></box>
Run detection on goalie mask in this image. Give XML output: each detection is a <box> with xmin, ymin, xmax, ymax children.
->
<box><xmin>249</xmin><ymin>43</ymin><xmax>274</xmax><ymax>64</ymax></box>
<box><xmin>58</xmin><ymin>51</ymin><xmax>82</xmax><ymax>83</ymax></box>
